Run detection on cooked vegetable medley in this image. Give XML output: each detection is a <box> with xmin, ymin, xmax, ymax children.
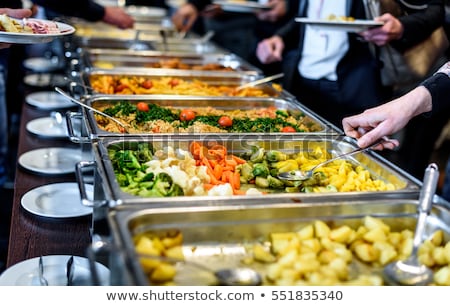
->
<box><xmin>96</xmin><ymin>102</ymin><xmax>322</xmax><ymax>133</ymax></box>
<box><xmin>109</xmin><ymin>142</ymin><xmax>396</xmax><ymax>198</ymax></box>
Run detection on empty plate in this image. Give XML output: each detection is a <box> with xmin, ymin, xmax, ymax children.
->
<box><xmin>25</xmin><ymin>91</ymin><xmax>76</xmax><ymax>110</ymax></box>
<box><xmin>21</xmin><ymin>182</ymin><xmax>93</xmax><ymax>218</ymax></box>
<box><xmin>24</xmin><ymin>73</ymin><xmax>68</xmax><ymax>88</ymax></box>
<box><xmin>23</xmin><ymin>57</ymin><xmax>62</xmax><ymax>72</ymax></box>
<box><xmin>18</xmin><ymin>147</ymin><xmax>82</xmax><ymax>175</ymax></box>
<box><xmin>26</xmin><ymin>116</ymin><xmax>68</xmax><ymax>139</ymax></box>
<box><xmin>0</xmin><ymin>255</ymin><xmax>109</xmax><ymax>285</ymax></box>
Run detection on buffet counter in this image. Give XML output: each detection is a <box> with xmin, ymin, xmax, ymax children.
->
<box><xmin>6</xmin><ymin>102</ymin><xmax>91</xmax><ymax>268</ymax></box>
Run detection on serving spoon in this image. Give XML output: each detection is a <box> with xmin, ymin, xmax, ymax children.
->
<box><xmin>278</xmin><ymin>138</ymin><xmax>390</xmax><ymax>181</ymax></box>
<box><xmin>54</xmin><ymin>87</ymin><xmax>130</xmax><ymax>133</ymax></box>
<box><xmin>383</xmin><ymin>163</ymin><xmax>439</xmax><ymax>286</ymax></box>
<box><xmin>137</xmin><ymin>253</ymin><xmax>262</xmax><ymax>286</ymax></box>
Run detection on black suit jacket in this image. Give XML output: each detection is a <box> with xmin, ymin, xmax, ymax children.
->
<box><xmin>276</xmin><ymin>0</ymin><xmax>445</xmax><ymax>109</ymax></box>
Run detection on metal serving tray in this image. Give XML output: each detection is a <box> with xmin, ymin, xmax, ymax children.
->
<box><xmin>76</xmin><ymin>135</ymin><xmax>421</xmax><ymax>208</ymax></box>
<box><xmin>73</xmin><ymin>35</ymin><xmax>225</xmax><ymax>53</ymax></box>
<box><xmin>79</xmin><ymin>68</ymin><xmax>285</xmax><ymax>97</ymax></box>
<box><xmin>66</xmin><ymin>94</ymin><xmax>332</xmax><ymax>141</ymax></box>
<box><xmin>80</xmin><ymin>49</ymin><xmax>262</xmax><ymax>75</ymax></box>
<box><xmin>105</xmin><ymin>198</ymin><xmax>450</xmax><ymax>285</ymax></box>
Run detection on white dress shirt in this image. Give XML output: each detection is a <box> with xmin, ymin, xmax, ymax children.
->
<box><xmin>298</xmin><ymin>0</ymin><xmax>349</xmax><ymax>81</ymax></box>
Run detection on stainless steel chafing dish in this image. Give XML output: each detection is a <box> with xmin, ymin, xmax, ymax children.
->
<box><xmin>73</xmin><ymin>34</ymin><xmax>225</xmax><ymax>53</ymax></box>
<box><xmin>79</xmin><ymin>49</ymin><xmax>262</xmax><ymax>75</ymax></box>
<box><xmin>75</xmin><ymin>135</ymin><xmax>421</xmax><ymax>209</ymax></box>
<box><xmin>78</xmin><ymin>68</ymin><xmax>285</xmax><ymax>97</ymax></box>
<box><xmin>66</xmin><ymin>94</ymin><xmax>333</xmax><ymax>141</ymax></box>
<box><xmin>103</xmin><ymin>198</ymin><xmax>450</xmax><ymax>285</ymax></box>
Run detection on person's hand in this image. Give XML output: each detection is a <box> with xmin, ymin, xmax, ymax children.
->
<box><xmin>102</xmin><ymin>6</ymin><xmax>134</xmax><ymax>29</ymax></box>
<box><xmin>342</xmin><ymin>86</ymin><xmax>433</xmax><ymax>149</ymax></box>
<box><xmin>255</xmin><ymin>0</ymin><xmax>287</xmax><ymax>23</ymax></box>
<box><xmin>171</xmin><ymin>3</ymin><xmax>199</xmax><ymax>33</ymax></box>
<box><xmin>0</xmin><ymin>8</ymin><xmax>32</xmax><ymax>49</ymax></box>
<box><xmin>201</xmin><ymin>4</ymin><xmax>223</xmax><ymax>18</ymax></box>
<box><xmin>256</xmin><ymin>35</ymin><xmax>284</xmax><ymax>64</ymax></box>
<box><xmin>359</xmin><ymin>13</ymin><xmax>403</xmax><ymax>46</ymax></box>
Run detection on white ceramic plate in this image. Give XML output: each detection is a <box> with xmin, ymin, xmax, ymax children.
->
<box><xmin>18</xmin><ymin>147</ymin><xmax>82</xmax><ymax>175</ymax></box>
<box><xmin>25</xmin><ymin>91</ymin><xmax>75</xmax><ymax>109</ymax></box>
<box><xmin>125</xmin><ymin>5</ymin><xmax>167</xmax><ymax>18</ymax></box>
<box><xmin>23</xmin><ymin>74</ymin><xmax>68</xmax><ymax>88</ymax></box>
<box><xmin>23</xmin><ymin>57</ymin><xmax>62</xmax><ymax>72</ymax></box>
<box><xmin>26</xmin><ymin>116</ymin><xmax>68</xmax><ymax>139</ymax></box>
<box><xmin>20</xmin><ymin>182</ymin><xmax>93</xmax><ymax>218</ymax></box>
<box><xmin>295</xmin><ymin>17</ymin><xmax>384</xmax><ymax>32</ymax></box>
<box><xmin>0</xmin><ymin>255</ymin><xmax>109</xmax><ymax>285</ymax></box>
<box><xmin>0</xmin><ymin>18</ymin><xmax>75</xmax><ymax>44</ymax></box>
<box><xmin>213</xmin><ymin>1</ymin><xmax>272</xmax><ymax>13</ymax></box>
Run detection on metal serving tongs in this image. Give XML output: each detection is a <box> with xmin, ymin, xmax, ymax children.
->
<box><xmin>54</xmin><ymin>87</ymin><xmax>130</xmax><ymax>134</ymax></box>
<box><xmin>235</xmin><ymin>73</ymin><xmax>284</xmax><ymax>91</ymax></box>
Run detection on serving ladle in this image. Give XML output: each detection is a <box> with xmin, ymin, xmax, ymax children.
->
<box><xmin>277</xmin><ymin>138</ymin><xmax>389</xmax><ymax>181</ymax></box>
<box><xmin>54</xmin><ymin>87</ymin><xmax>130</xmax><ymax>133</ymax></box>
<box><xmin>383</xmin><ymin>163</ymin><xmax>439</xmax><ymax>286</ymax></box>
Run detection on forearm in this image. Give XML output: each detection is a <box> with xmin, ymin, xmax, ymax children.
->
<box><xmin>31</xmin><ymin>0</ymin><xmax>105</xmax><ymax>21</ymax></box>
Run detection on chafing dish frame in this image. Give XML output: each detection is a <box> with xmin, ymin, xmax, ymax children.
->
<box><xmin>105</xmin><ymin>198</ymin><xmax>450</xmax><ymax>285</ymax></box>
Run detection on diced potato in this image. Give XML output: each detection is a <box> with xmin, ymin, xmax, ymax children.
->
<box><xmin>418</xmin><ymin>252</ymin><xmax>435</xmax><ymax>267</ymax></box>
<box><xmin>314</xmin><ymin>220</ymin><xmax>331</xmax><ymax>238</ymax></box>
<box><xmin>135</xmin><ymin>236</ymin><xmax>163</xmax><ymax>272</ymax></box>
<box><xmin>428</xmin><ymin>230</ymin><xmax>444</xmax><ymax>246</ymax></box>
<box><xmin>150</xmin><ymin>262</ymin><xmax>177</xmax><ymax>283</ymax></box>
<box><xmin>354</xmin><ymin>243</ymin><xmax>380</xmax><ymax>263</ymax></box>
<box><xmin>280</xmin><ymin>268</ymin><xmax>300</xmax><ymax>282</ymax></box>
<box><xmin>363</xmin><ymin>227</ymin><xmax>387</xmax><ymax>243</ymax></box>
<box><xmin>253</xmin><ymin>243</ymin><xmax>277</xmax><ymax>263</ymax></box>
<box><xmin>318</xmin><ymin>250</ymin><xmax>338</xmax><ymax>264</ymax></box>
<box><xmin>444</xmin><ymin>242</ymin><xmax>450</xmax><ymax>263</ymax></box>
<box><xmin>266</xmin><ymin>263</ymin><xmax>283</xmax><ymax>281</ymax></box>
<box><xmin>161</xmin><ymin>231</ymin><xmax>183</xmax><ymax>248</ymax></box>
<box><xmin>278</xmin><ymin>249</ymin><xmax>299</xmax><ymax>267</ymax></box>
<box><xmin>151</xmin><ymin>237</ymin><xmax>166</xmax><ymax>253</ymax></box>
<box><xmin>301</xmin><ymin>238</ymin><xmax>322</xmax><ymax>254</ymax></box>
<box><xmin>398</xmin><ymin>237</ymin><xmax>413</xmax><ymax>257</ymax></box>
<box><xmin>297</xmin><ymin>224</ymin><xmax>314</xmax><ymax>240</ymax></box>
<box><xmin>294</xmin><ymin>259</ymin><xmax>321</xmax><ymax>274</ymax></box>
<box><xmin>387</xmin><ymin>232</ymin><xmax>402</xmax><ymax>246</ymax></box>
<box><xmin>164</xmin><ymin>245</ymin><xmax>185</xmax><ymax>260</ymax></box>
<box><xmin>431</xmin><ymin>247</ymin><xmax>448</xmax><ymax>265</ymax></box>
<box><xmin>434</xmin><ymin>266</ymin><xmax>450</xmax><ymax>286</ymax></box>
<box><xmin>329</xmin><ymin>225</ymin><xmax>355</xmax><ymax>244</ymax></box>
<box><xmin>333</xmin><ymin>247</ymin><xmax>353</xmax><ymax>263</ymax></box>
<box><xmin>270</xmin><ymin>232</ymin><xmax>297</xmax><ymax>254</ymax></box>
<box><xmin>363</xmin><ymin>216</ymin><xmax>390</xmax><ymax>234</ymax></box>
<box><xmin>328</xmin><ymin>257</ymin><xmax>349</xmax><ymax>280</ymax></box>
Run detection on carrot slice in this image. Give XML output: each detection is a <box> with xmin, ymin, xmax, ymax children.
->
<box><xmin>213</xmin><ymin>164</ymin><xmax>223</xmax><ymax>180</ymax></box>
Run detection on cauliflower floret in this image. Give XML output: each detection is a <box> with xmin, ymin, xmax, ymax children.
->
<box><xmin>245</xmin><ymin>188</ymin><xmax>263</xmax><ymax>195</ymax></box>
<box><xmin>207</xmin><ymin>183</ymin><xmax>234</xmax><ymax>196</ymax></box>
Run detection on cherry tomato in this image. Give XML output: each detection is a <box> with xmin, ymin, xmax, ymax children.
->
<box><xmin>281</xmin><ymin>126</ymin><xmax>296</xmax><ymax>133</ymax></box>
<box><xmin>218</xmin><ymin>116</ymin><xmax>233</xmax><ymax>127</ymax></box>
<box><xmin>168</xmin><ymin>79</ymin><xmax>179</xmax><ymax>87</ymax></box>
<box><xmin>136</xmin><ymin>102</ymin><xmax>149</xmax><ymax>112</ymax></box>
<box><xmin>180</xmin><ymin>109</ymin><xmax>196</xmax><ymax>121</ymax></box>
<box><xmin>141</xmin><ymin>80</ymin><xmax>153</xmax><ymax>89</ymax></box>
<box><xmin>115</xmin><ymin>84</ymin><xmax>128</xmax><ymax>93</ymax></box>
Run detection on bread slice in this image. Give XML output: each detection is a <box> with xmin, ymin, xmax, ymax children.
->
<box><xmin>0</xmin><ymin>14</ymin><xmax>20</xmax><ymax>32</ymax></box>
